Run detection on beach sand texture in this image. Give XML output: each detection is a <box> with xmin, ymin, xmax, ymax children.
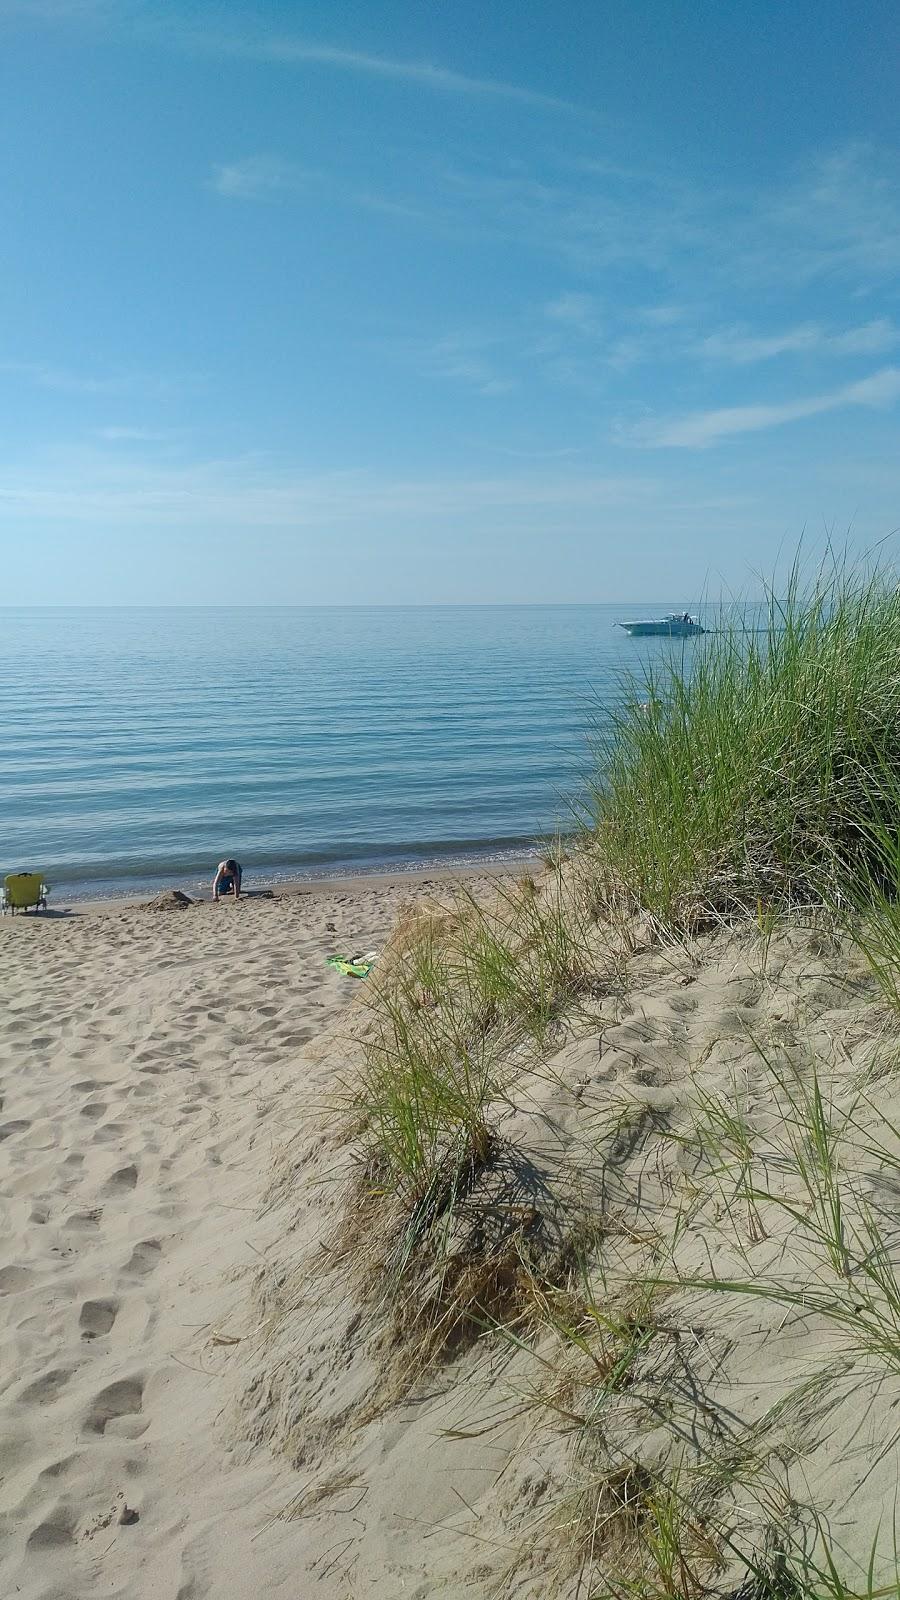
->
<box><xmin>5</xmin><ymin>878</ymin><xmax>900</xmax><ymax>1597</ymax></box>
<box><xmin>0</xmin><ymin>880</ymin><xmax>449</xmax><ymax>1598</ymax></box>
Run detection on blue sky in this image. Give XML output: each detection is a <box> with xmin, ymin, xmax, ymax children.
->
<box><xmin>2</xmin><ymin>0</ymin><xmax>900</xmax><ymax>603</ymax></box>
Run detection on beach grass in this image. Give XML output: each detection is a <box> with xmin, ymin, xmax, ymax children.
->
<box><xmin>336</xmin><ymin>865</ymin><xmax>606</xmax><ymax>1374</ymax></box>
<box><xmin>314</xmin><ymin>551</ymin><xmax>900</xmax><ymax>1592</ymax></box>
<box><xmin>584</xmin><ymin>555</ymin><xmax>900</xmax><ymax>928</ymax></box>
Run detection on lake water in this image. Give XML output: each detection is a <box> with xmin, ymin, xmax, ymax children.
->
<box><xmin>0</xmin><ymin>605</ymin><xmax>703</xmax><ymax>899</ymax></box>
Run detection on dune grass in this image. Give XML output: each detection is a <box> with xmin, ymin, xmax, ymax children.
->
<box><xmin>585</xmin><ymin>557</ymin><xmax>900</xmax><ymax>928</ymax></box>
<box><xmin>321</xmin><ymin>551</ymin><xmax>900</xmax><ymax>1590</ymax></box>
<box><xmin>354</xmin><ymin>867</ymin><xmax>596</xmax><ymax>1207</ymax></box>
<box><xmin>336</xmin><ymin>865</ymin><xmax>608</xmax><ymax>1373</ymax></box>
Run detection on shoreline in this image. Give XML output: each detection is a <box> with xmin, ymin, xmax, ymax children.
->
<box><xmin>58</xmin><ymin>852</ymin><xmax>542</xmax><ymax>917</ymax></box>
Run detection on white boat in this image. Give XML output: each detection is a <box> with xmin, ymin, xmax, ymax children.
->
<box><xmin>616</xmin><ymin>613</ymin><xmax>705</xmax><ymax>638</ymax></box>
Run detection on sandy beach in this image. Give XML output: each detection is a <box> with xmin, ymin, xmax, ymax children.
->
<box><xmin>5</xmin><ymin>859</ymin><xmax>900</xmax><ymax>1598</ymax></box>
<box><xmin>0</xmin><ymin>871</ymin><xmax>515</xmax><ymax>1599</ymax></box>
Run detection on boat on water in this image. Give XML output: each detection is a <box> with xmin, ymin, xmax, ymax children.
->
<box><xmin>616</xmin><ymin>613</ymin><xmax>705</xmax><ymax>638</ymax></box>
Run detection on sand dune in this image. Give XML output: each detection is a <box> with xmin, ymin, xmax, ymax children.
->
<box><xmin>5</xmin><ymin>880</ymin><xmax>900</xmax><ymax>1598</ymax></box>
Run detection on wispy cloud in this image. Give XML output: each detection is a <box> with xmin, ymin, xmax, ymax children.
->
<box><xmin>545</xmin><ymin>292</ymin><xmax>602</xmax><ymax>338</ymax></box>
<box><xmin>174</xmin><ymin>25</ymin><xmax>582</xmax><ymax>115</ymax></box>
<box><xmin>0</xmin><ymin>445</ymin><xmax>657</xmax><ymax>526</ymax></box>
<box><xmin>439</xmin><ymin>156</ymin><xmax>706</xmax><ymax>274</ymax></box>
<box><xmin>410</xmin><ymin>139</ymin><xmax>900</xmax><ymax>292</ymax></box>
<box><xmin>8</xmin><ymin>3</ymin><xmax>584</xmax><ymax>115</ymax></box>
<box><xmin>0</xmin><ymin>0</ymin><xmax>110</xmax><ymax>17</ymax></box>
<box><xmin>8</xmin><ymin>5</ymin><xmax>900</xmax><ymax>294</ymax></box>
<box><xmin>211</xmin><ymin>154</ymin><xmax>316</xmax><ymax>201</ymax></box>
<box><xmin>700</xmin><ymin>318</ymin><xmax>900</xmax><ymax>364</ymax></box>
<box><xmin>760</xmin><ymin>142</ymin><xmax>900</xmax><ymax>284</ymax></box>
<box><xmin>638</xmin><ymin>304</ymin><xmax>693</xmax><ymax>327</ymax></box>
<box><xmin>0</xmin><ymin>360</ymin><xmax>178</xmax><ymax>397</ymax></box>
<box><xmin>210</xmin><ymin>158</ymin><xmax>440</xmax><ymax>225</ymax></box>
<box><xmin>428</xmin><ymin>351</ymin><xmax>512</xmax><ymax>397</ymax></box>
<box><xmin>97</xmin><ymin>426</ymin><xmax>171</xmax><ymax>442</ymax></box>
<box><xmin>628</xmin><ymin>365</ymin><xmax>900</xmax><ymax>448</ymax></box>
<box><xmin>383</xmin><ymin>331</ymin><xmax>515</xmax><ymax>397</ymax></box>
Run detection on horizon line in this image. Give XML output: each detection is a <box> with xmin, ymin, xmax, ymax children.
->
<box><xmin>0</xmin><ymin>598</ymin><xmax>760</xmax><ymax>610</ymax></box>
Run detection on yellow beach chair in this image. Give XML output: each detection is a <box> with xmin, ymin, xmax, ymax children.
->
<box><xmin>2</xmin><ymin>873</ymin><xmax>50</xmax><ymax>914</ymax></box>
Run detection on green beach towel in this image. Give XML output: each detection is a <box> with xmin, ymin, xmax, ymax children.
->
<box><xmin>326</xmin><ymin>953</ymin><xmax>375</xmax><ymax>979</ymax></box>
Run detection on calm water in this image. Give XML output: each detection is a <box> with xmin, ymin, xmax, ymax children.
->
<box><xmin>0</xmin><ymin>606</ymin><xmax>703</xmax><ymax>899</ymax></box>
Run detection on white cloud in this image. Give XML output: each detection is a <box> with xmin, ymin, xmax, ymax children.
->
<box><xmin>545</xmin><ymin>292</ymin><xmax>602</xmax><ymax>337</ymax></box>
<box><xmin>0</xmin><ymin>361</ymin><xmax>176</xmax><ymax>397</ymax></box>
<box><xmin>0</xmin><ymin>447</ymin><xmax>657</xmax><ymax>526</ymax></box>
<box><xmin>831</xmin><ymin>319</ymin><xmax>900</xmax><ymax>355</ymax></box>
<box><xmin>427</xmin><ymin>140</ymin><xmax>900</xmax><ymax>291</ymax></box>
<box><xmin>701</xmin><ymin>324</ymin><xmax>822</xmax><ymax>363</ymax></box>
<box><xmin>439</xmin><ymin>158</ymin><xmax>706</xmax><ymax>275</ymax></box>
<box><xmin>5</xmin><ymin>2</ymin><xmax>583</xmax><ymax>114</ymax></box>
<box><xmin>211</xmin><ymin>155</ymin><xmax>315</xmax><ymax>201</ymax></box>
<box><xmin>8</xmin><ymin>7</ymin><xmax>900</xmax><ymax>293</ymax></box>
<box><xmin>385</xmin><ymin>331</ymin><xmax>515</xmax><ymax>397</ymax></box>
<box><xmin>638</xmin><ymin>304</ymin><xmax>692</xmax><ymax>326</ymax></box>
<box><xmin>180</xmin><ymin>28</ymin><xmax>580</xmax><ymax>115</ymax></box>
<box><xmin>760</xmin><ymin>142</ymin><xmax>900</xmax><ymax>284</ymax></box>
<box><xmin>628</xmin><ymin>366</ymin><xmax>900</xmax><ymax>448</ymax></box>
<box><xmin>0</xmin><ymin>0</ymin><xmax>110</xmax><ymax>16</ymax></box>
<box><xmin>700</xmin><ymin>318</ymin><xmax>900</xmax><ymax>364</ymax></box>
<box><xmin>97</xmin><ymin>426</ymin><xmax>170</xmax><ymax>442</ymax></box>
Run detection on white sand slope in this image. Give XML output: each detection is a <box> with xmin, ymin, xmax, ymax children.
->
<box><xmin>0</xmin><ymin>883</ymin><xmax>437</xmax><ymax>1599</ymax></box>
<box><xmin>7</xmin><ymin>882</ymin><xmax>900</xmax><ymax>1599</ymax></box>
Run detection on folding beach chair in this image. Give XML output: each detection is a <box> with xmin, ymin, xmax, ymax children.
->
<box><xmin>1</xmin><ymin>873</ymin><xmax>50</xmax><ymax>914</ymax></box>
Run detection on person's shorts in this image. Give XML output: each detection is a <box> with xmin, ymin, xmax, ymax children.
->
<box><xmin>219</xmin><ymin>876</ymin><xmax>234</xmax><ymax>894</ymax></box>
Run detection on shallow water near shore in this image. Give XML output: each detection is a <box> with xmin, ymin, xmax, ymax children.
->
<box><xmin>2</xmin><ymin>603</ymin><xmax>707</xmax><ymax>898</ymax></box>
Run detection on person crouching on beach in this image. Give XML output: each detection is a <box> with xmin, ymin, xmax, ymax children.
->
<box><xmin>213</xmin><ymin>858</ymin><xmax>242</xmax><ymax>901</ymax></box>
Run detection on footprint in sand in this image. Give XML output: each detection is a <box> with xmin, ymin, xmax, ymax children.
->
<box><xmin>18</xmin><ymin>1367</ymin><xmax>74</xmax><ymax>1406</ymax></box>
<box><xmin>0</xmin><ymin>1119</ymin><xmax>31</xmax><ymax>1140</ymax></box>
<box><xmin>79</xmin><ymin>1100</ymin><xmax>107</xmax><ymax>1120</ymax></box>
<box><xmin>106</xmin><ymin>1164</ymin><xmax>138</xmax><ymax>1191</ymax></box>
<box><xmin>92</xmin><ymin>1121</ymin><xmax>128</xmax><ymax>1143</ymax></box>
<box><xmin>0</xmin><ymin>1265</ymin><xmax>33</xmax><ymax>1294</ymax></box>
<box><xmin>79</xmin><ymin>1298</ymin><xmax>118</xmax><ymax>1338</ymax></box>
<box><xmin>668</xmin><ymin>994</ymin><xmax>698</xmax><ymax>1015</ymax></box>
<box><xmin>84</xmin><ymin>1376</ymin><xmax>144</xmax><ymax>1435</ymax></box>
<box><xmin>63</xmin><ymin>1207</ymin><xmax>103</xmax><ymax>1230</ymax></box>
<box><xmin>124</xmin><ymin>1239</ymin><xmax>161</xmax><ymax>1276</ymax></box>
<box><xmin>26</xmin><ymin>1504</ymin><xmax>77</xmax><ymax>1550</ymax></box>
<box><xmin>37</xmin><ymin>1451</ymin><xmax>82</xmax><ymax>1484</ymax></box>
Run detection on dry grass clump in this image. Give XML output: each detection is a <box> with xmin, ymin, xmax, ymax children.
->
<box><xmin>353</xmin><ymin>865</ymin><xmax>599</xmax><ymax>1201</ymax></box>
<box><xmin>325</xmin><ymin>865</ymin><xmax>618</xmax><ymax>1380</ymax></box>
<box><xmin>566</xmin><ymin>1463</ymin><xmax>724</xmax><ymax>1599</ymax></box>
